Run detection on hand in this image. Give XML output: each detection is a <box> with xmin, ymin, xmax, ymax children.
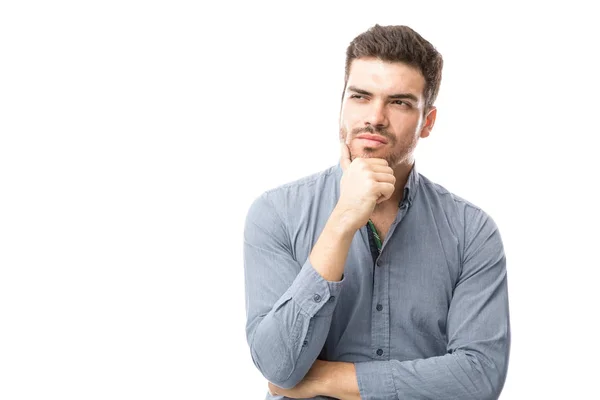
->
<box><xmin>267</xmin><ymin>359</ymin><xmax>330</xmax><ymax>399</ymax></box>
<box><xmin>336</xmin><ymin>141</ymin><xmax>396</xmax><ymax>232</ymax></box>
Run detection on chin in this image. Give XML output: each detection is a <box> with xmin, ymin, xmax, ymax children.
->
<box><xmin>358</xmin><ymin>148</ymin><xmax>388</xmax><ymax>158</ymax></box>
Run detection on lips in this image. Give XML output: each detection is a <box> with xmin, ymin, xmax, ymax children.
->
<box><xmin>357</xmin><ymin>134</ymin><xmax>388</xmax><ymax>144</ymax></box>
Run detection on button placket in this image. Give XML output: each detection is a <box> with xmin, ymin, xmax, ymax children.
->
<box><xmin>371</xmin><ymin>246</ymin><xmax>390</xmax><ymax>362</ymax></box>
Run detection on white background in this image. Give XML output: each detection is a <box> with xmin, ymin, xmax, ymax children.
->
<box><xmin>1</xmin><ymin>1</ymin><xmax>599</xmax><ymax>399</ymax></box>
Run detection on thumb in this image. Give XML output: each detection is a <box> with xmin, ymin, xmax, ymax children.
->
<box><xmin>340</xmin><ymin>140</ymin><xmax>351</xmax><ymax>171</ymax></box>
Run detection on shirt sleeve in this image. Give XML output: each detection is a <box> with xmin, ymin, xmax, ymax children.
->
<box><xmin>243</xmin><ymin>192</ymin><xmax>345</xmax><ymax>389</ymax></box>
<box><xmin>355</xmin><ymin>206</ymin><xmax>511</xmax><ymax>400</ymax></box>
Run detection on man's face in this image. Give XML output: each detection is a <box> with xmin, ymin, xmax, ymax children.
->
<box><xmin>339</xmin><ymin>57</ymin><xmax>435</xmax><ymax>168</ymax></box>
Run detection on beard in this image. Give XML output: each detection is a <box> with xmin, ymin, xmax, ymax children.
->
<box><xmin>340</xmin><ymin>125</ymin><xmax>414</xmax><ymax>168</ymax></box>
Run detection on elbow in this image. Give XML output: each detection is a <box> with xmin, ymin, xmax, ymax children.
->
<box><xmin>246</xmin><ymin>313</ymin><xmax>315</xmax><ymax>389</ymax></box>
<box><xmin>463</xmin><ymin>351</ymin><xmax>509</xmax><ymax>400</ymax></box>
<box><xmin>486</xmin><ymin>354</ymin><xmax>509</xmax><ymax>399</ymax></box>
<box><xmin>486</xmin><ymin>366</ymin><xmax>508</xmax><ymax>400</ymax></box>
<box><xmin>250</xmin><ymin>344</ymin><xmax>304</xmax><ymax>390</ymax></box>
<box><xmin>253</xmin><ymin>359</ymin><xmax>304</xmax><ymax>390</ymax></box>
<box><xmin>268</xmin><ymin>373</ymin><xmax>303</xmax><ymax>390</ymax></box>
<box><xmin>480</xmin><ymin>385</ymin><xmax>504</xmax><ymax>400</ymax></box>
<box><xmin>477</xmin><ymin>385</ymin><xmax>502</xmax><ymax>400</ymax></box>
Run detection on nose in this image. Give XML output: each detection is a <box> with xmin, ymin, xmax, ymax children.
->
<box><xmin>364</xmin><ymin>100</ymin><xmax>387</xmax><ymax>129</ymax></box>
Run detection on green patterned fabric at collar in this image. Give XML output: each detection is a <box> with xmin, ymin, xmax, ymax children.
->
<box><xmin>367</xmin><ymin>219</ymin><xmax>382</xmax><ymax>253</ymax></box>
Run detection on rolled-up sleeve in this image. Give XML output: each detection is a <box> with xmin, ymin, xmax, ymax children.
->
<box><xmin>355</xmin><ymin>206</ymin><xmax>510</xmax><ymax>400</ymax></box>
<box><xmin>244</xmin><ymin>192</ymin><xmax>344</xmax><ymax>389</ymax></box>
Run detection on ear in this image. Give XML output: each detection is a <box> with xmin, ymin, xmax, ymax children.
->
<box><xmin>419</xmin><ymin>106</ymin><xmax>437</xmax><ymax>139</ymax></box>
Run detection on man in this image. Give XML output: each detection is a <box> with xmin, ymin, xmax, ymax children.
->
<box><xmin>243</xmin><ymin>24</ymin><xmax>510</xmax><ymax>400</ymax></box>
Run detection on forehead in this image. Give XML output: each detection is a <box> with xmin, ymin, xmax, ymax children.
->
<box><xmin>346</xmin><ymin>57</ymin><xmax>425</xmax><ymax>99</ymax></box>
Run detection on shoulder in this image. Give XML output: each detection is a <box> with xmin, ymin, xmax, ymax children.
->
<box><xmin>245</xmin><ymin>164</ymin><xmax>339</xmax><ymax>224</ymax></box>
<box><xmin>259</xmin><ymin>164</ymin><xmax>339</xmax><ymax>208</ymax></box>
<box><xmin>417</xmin><ymin>173</ymin><xmax>501</xmax><ymax>249</ymax></box>
<box><xmin>419</xmin><ymin>173</ymin><xmax>483</xmax><ymax>212</ymax></box>
<box><xmin>265</xmin><ymin>164</ymin><xmax>339</xmax><ymax>196</ymax></box>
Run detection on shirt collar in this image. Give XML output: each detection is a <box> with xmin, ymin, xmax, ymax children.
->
<box><xmin>401</xmin><ymin>161</ymin><xmax>419</xmax><ymax>208</ymax></box>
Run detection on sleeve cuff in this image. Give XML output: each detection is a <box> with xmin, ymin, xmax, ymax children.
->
<box><xmin>355</xmin><ymin>361</ymin><xmax>397</xmax><ymax>400</ymax></box>
<box><xmin>286</xmin><ymin>258</ymin><xmax>344</xmax><ymax>317</ymax></box>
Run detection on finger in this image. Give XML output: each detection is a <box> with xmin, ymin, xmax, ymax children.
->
<box><xmin>362</xmin><ymin>158</ymin><xmax>389</xmax><ymax>167</ymax></box>
<box><xmin>375</xmin><ymin>182</ymin><xmax>396</xmax><ymax>203</ymax></box>
<box><xmin>340</xmin><ymin>141</ymin><xmax>352</xmax><ymax>171</ymax></box>
<box><xmin>371</xmin><ymin>172</ymin><xmax>396</xmax><ymax>185</ymax></box>
<box><xmin>369</xmin><ymin>165</ymin><xmax>395</xmax><ymax>175</ymax></box>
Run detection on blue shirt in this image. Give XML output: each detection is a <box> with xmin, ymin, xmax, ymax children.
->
<box><xmin>243</xmin><ymin>162</ymin><xmax>510</xmax><ymax>399</ymax></box>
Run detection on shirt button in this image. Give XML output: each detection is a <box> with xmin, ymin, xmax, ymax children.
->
<box><xmin>313</xmin><ymin>294</ymin><xmax>321</xmax><ymax>303</ymax></box>
<box><xmin>376</xmin><ymin>304</ymin><xmax>383</xmax><ymax>311</ymax></box>
<box><xmin>328</xmin><ymin>296</ymin><xmax>335</xmax><ymax>303</ymax></box>
<box><xmin>376</xmin><ymin>349</ymin><xmax>383</xmax><ymax>356</ymax></box>
<box><xmin>303</xmin><ymin>340</ymin><xmax>308</xmax><ymax>347</ymax></box>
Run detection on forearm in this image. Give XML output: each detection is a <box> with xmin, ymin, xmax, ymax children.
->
<box><xmin>245</xmin><ymin>199</ymin><xmax>348</xmax><ymax>388</ymax></box>
<box><xmin>248</xmin><ymin>260</ymin><xmax>342</xmax><ymax>388</ymax></box>
<box><xmin>314</xmin><ymin>348</ymin><xmax>507</xmax><ymax>400</ymax></box>
<box><xmin>354</xmin><ymin>349</ymin><xmax>509</xmax><ymax>400</ymax></box>
<box><xmin>269</xmin><ymin>360</ymin><xmax>361</xmax><ymax>400</ymax></box>
<box><xmin>321</xmin><ymin>361</ymin><xmax>361</xmax><ymax>400</ymax></box>
<box><xmin>309</xmin><ymin>207</ymin><xmax>356</xmax><ymax>282</ymax></box>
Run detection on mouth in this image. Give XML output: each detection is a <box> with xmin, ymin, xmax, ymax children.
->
<box><xmin>356</xmin><ymin>134</ymin><xmax>388</xmax><ymax>145</ymax></box>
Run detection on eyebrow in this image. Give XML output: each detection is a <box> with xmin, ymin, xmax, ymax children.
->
<box><xmin>347</xmin><ymin>86</ymin><xmax>419</xmax><ymax>103</ymax></box>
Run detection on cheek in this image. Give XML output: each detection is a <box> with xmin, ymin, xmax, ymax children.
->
<box><xmin>340</xmin><ymin>103</ymin><xmax>362</xmax><ymax>126</ymax></box>
<box><xmin>339</xmin><ymin>121</ymin><xmax>355</xmax><ymax>143</ymax></box>
<box><xmin>412</xmin><ymin>112</ymin><xmax>425</xmax><ymax>131</ymax></box>
<box><xmin>392</xmin><ymin>113</ymin><xmax>422</xmax><ymax>134</ymax></box>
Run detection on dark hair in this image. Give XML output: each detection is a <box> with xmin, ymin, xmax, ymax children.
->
<box><xmin>343</xmin><ymin>24</ymin><xmax>443</xmax><ymax>111</ymax></box>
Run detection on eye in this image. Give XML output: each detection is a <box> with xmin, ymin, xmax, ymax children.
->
<box><xmin>350</xmin><ymin>94</ymin><xmax>366</xmax><ymax>100</ymax></box>
<box><xmin>391</xmin><ymin>100</ymin><xmax>410</xmax><ymax>106</ymax></box>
